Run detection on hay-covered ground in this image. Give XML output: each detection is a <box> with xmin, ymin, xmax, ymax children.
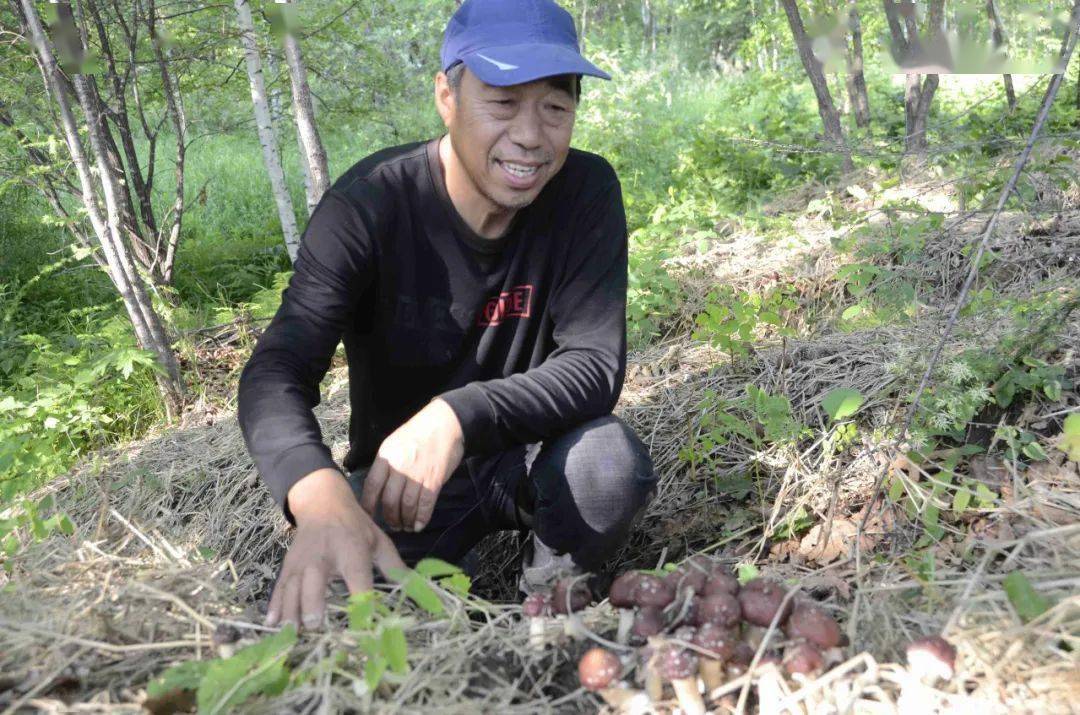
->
<box><xmin>1</xmin><ymin>166</ymin><xmax>1078</xmax><ymax>713</ymax></box>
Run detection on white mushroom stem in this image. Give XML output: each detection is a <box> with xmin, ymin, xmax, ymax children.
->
<box><xmin>595</xmin><ymin>685</ymin><xmax>648</xmax><ymax>711</ymax></box>
<box><xmin>755</xmin><ymin>663</ymin><xmax>789</xmax><ymax>715</ymax></box>
<box><xmin>700</xmin><ymin>657</ymin><xmax>724</xmax><ymax>693</ymax></box>
<box><xmin>616</xmin><ymin>608</ymin><xmax>634</xmax><ymax>644</ymax></box>
<box><xmin>671</xmin><ymin>676</ymin><xmax>706</xmax><ymax>715</ymax></box>
<box><xmin>644</xmin><ymin>664</ymin><xmax>663</xmax><ymax>702</ymax></box>
<box><xmin>528</xmin><ymin>616</ymin><xmax>547</xmax><ymax>650</ymax></box>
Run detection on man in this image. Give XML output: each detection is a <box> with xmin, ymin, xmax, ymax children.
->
<box><xmin>238</xmin><ymin>0</ymin><xmax>657</xmax><ymax>633</ymax></box>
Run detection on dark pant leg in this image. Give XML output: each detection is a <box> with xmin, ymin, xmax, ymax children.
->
<box><xmin>519</xmin><ymin>414</ymin><xmax>658</xmax><ymax>573</ymax></box>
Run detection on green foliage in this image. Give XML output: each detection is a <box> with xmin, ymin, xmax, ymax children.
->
<box><xmin>1059</xmin><ymin>414</ymin><xmax>1080</xmax><ymax>462</ymax></box>
<box><xmin>0</xmin><ymin>493</ymin><xmax>76</xmax><ymax>574</ymax></box>
<box><xmin>822</xmin><ymin>387</ymin><xmax>865</xmax><ymax>422</ymax></box>
<box><xmin>1002</xmin><ymin>571</ymin><xmax>1051</xmax><ymax>623</ymax></box>
<box><xmin>148</xmin><ymin>625</ymin><xmax>297</xmax><ymax>714</ymax></box>
<box><xmin>692</xmin><ymin>286</ymin><xmax>796</xmax><ymax>362</ymax></box>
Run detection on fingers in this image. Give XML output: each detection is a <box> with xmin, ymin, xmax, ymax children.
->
<box><xmin>279</xmin><ymin>572</ymin><xmax>301</xmax><ymax>630</ymax></box>
<box><xmin>400</xmin><ymin>477</ymin><xmax>422</xmax><ymax>533</ymax></box>
<box><xmin>360</xmin><ymin>457</ymin><xmax>389</xmax><ymax>516</ymax></box>
<box><xmin>414</xmin><ymin>483</ymin><xmax>438</xmax><ymax>533</ymax></box>
<box><xmin>372</xmin><ymin>529</ymin><xmax>408</xmax><ymax>578</ymax></box>
<box><xmin>380</xmin><ymin>471</ymin><xmax>406</xmax><ymax>531</ymax></box>
<box><xmin>264</xmin><ymin>564</ymin><xmax>287</xmax><ymax>626</ymax></box>
<box><xmin>299</xmin><ymin>564</ymin><xmax>327</xmax><ymax>631</ymax></box>
<box><xmin>341</xmin><ymin>547</ymin><xmax>374</xmax><ymax>595</ymax></box>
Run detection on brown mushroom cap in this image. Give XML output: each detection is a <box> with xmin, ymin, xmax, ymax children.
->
<box><xmin>579</xmin><ymin>647</ymin><xmax>622</xmax><ymax>691</ymax></box>
<box><xmin>658</xmin><ymin>644</ymin><xmax>700</xmax><ymax>681</ymax></box>
<box><xmin>665</xmin><ymin>556</ymin><xmax>711</xmax><ymax>594</ymax></box>
<box><xmin>608</xmin><ymin>571</ymin><xmax>642</xmax><ymax>609</ymax></box>
<box><xmin>784</xmin><ymin>604</ymin><xmax>842</xmax><ymax>649</ymax></box>
<box><xmin>522</xmin><ymin>593</ymin><xmax>552</xmax><ymax>618</ymax></box>
<box><xmin>631</xmin><ymin>606</ymin><xmax>666</xmax><ymax>643</ymax></box>
<box><xmin>552</xmin><ymin>578</ymin><xmax>592</xmax><ymax>615</ymax></box>
<box><xmin>784</xmin><ymin>642</ymin><xmax>824</xmax><ymax>676</ymax></box>
<box><xmin>671</xmin><ymin>595</ymin><xmax>700</xmax><ymax>628</ymax></box>
<box><xmin>212</xmin><ymin>624</ymin><xmax>239</xmax><ymax>647</ymax></box>
<box><xmin>692</xmin><ymin>621</ymin><xmax>739</xmax><ymax>661</ymax></box>
<box><xmin>725</xmin><ymin>641</ymin><xmax>756</xmax><ymax>678</ymax></box>
<box><xmin>906</xmin><ymin>636</ymin><xmax>957</xmax><ymax>681</ymax></box>
<box><xmin>737</xmin><ymin>579</ymin><xmax>790</xmax><ymax>627</ymax></box>
<box><xmin>633</xmin><ymin>574</ymin><xmax>676</xmax><ymax>608</ymax></box>
<box><xmin>702</xmin><ymin>571</ymin><xmax>740</xmax><ymax>597</ymax></box>
<box><xmin>696</xmin><ymin>592</ymin><xmax>742</xmax><ymax>628</ymax></box>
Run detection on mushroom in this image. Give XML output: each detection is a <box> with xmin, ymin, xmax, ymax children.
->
<box><xmin>692</xmin><ymin>621</ymin><xmax>739</xmax><ymax>694</ymax></box>
<box><xmin>725</xmin><ymin>641</ymin><xmax>755</xmax><ymax>679</ymax></box>
<box><xmin>752</xmin><ymin>653</ymin><xmax>787</xmax><ymax>715</ymax></box>
<box><xmin>522</xmin><ymin>592</ymin><xmax>553</xmax><ymax>650</ymax></box>
<box><xmin>657</xmin><ymin>642</ymin><xmax>705</xmax><ymax>715</ymax></box>
<box><xmin>638</xmin><ymin>644</ymin><xmax>664</xmax><ymax>702</ymax></box>
<box><xmin>608</xmin><ymin>571</ymin><xmax>642</xmax><ymax>644</ymax></box>
<box><xmin>784</xmin><ymin>603</ymin><xmax>841</xmax><ymax>649</ymax></box>
<box><xmin>579</xmin><ymin>647</ymin><xmax>634</xmax><ymax>709</ymax></box>
<box><xmin>630</xmin><ymin>605</ymin><xmax>665</xmax><ymax>645</ymax></box>
<box><xmin>899</xmin><ymin>635</ymin><xmax>957</xmax><ymax>714</ymax></box>
<box><xmin>695</xmin><ymin>592</ymin><xmax>742</xmax><ymax>628</ymax></box>
<box><xmin>905</xmin><ymin>636</ymin><xmax>956</xmax><ymax>684</ymax></box>
<box><xmin>633</xmin><ymin>573</ymin><xmax>676</xmax><ymax>609</ymax></box>
<box><xmin>702</xmin><ymin>571</ymin><xmax>740</xmax><ymax>598</ymax></box>
<box><xmin>665</xmin><ymin>556</ymin><xmax>711</xmax><ymax>595</ymax></box>
<box><xmin>737</xmin><ymin>578</ymin><xmax>791</xmax><ymax>627</ymax></box>
<box><xmin>552</xmin><ymin>577</ymin><xmax>592</xmax><ymax>639</ymax></box>
<box><xmin>783</xmin><ymin>641</ymin><xmax>824</xmax><ymax>677</ymax></box>
<box><xmin>211</xmin><ymin>624</ymin><xmax>240</xmax><ymax>659</ymax></box>
<box><xmin>552</xmin><ymin>577</ymin><xmax>592</xmax><ymax>615</ymax></box>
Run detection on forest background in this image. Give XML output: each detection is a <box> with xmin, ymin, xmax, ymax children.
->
<box><xmin>0</xmin><ymin>0</ymin><xmax>1078</xmax><ymax>711</ymax></box>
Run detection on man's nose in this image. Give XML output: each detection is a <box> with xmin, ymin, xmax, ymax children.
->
<box><xmin>507</xmin><ymin>103</ymin><xmax>543</xmax><ymax>151</ymax></box>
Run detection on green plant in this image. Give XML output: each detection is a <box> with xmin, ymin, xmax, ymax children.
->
<box><xmin>692</xmin><ymin>286</ymin><xmax>796</xmax><ymax>364</ymax></box>
<box><xmin>0</xmin><ymin>493</ymin><xmax>75</xmax><ymax>574</ymax></box>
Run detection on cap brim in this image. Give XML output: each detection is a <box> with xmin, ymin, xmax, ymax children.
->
<box><xmin>460</xmin><ymin>42</ymin><xmax>611</xmax><ymax>87</ymax></box>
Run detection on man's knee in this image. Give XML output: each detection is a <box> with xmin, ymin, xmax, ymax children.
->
<box><xmin>529</xmin><ymin>415</ymin><xmax>658</xmax><ymax>567</ymax></box>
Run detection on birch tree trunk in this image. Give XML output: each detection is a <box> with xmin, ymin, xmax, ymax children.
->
<box><xmin>846</xmin><ymin>2</ymin><xmax>870</xmax><ymax>127</ymax></box>
<box><xmin>20</xmin><ymin>0</ymin><xmax>184</xmax><ymax>412</ymax></box>
<box><xmin>234</xmin><ymin>0</ymin><xmax>300</xmax><ymax>263</ymax></box>
<box><xmin>280</xmin><ymin>0</ymin><xmax>330</xmax><ymax>217</ymax></box>
<box><xmin>780</xmin><ymin>0</ymin><xmax>853</xmax><ymax>172</ymax></box>
<box><xmin>986</xmin><ymin>0</ymin><xmax>1017</xmax><ymax>111</ymax></box>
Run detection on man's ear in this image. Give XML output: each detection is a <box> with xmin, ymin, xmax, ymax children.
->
<box><xmin>434</xmin><ymin>71</ymin><xmax>454</xmax><ymax>129</ymax></box>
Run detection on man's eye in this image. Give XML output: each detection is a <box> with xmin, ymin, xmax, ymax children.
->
<box><xmin>494</xmin><ymin>99</ymin><xmax>514</xmax><ymax>105</ymax></box>
<box><xmin>548</xmin><ymin>105</ymin><xmax>568</xmax><ymax>113</ymax></box>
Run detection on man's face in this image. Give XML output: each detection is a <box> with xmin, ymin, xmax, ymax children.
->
<box><xmin>436</xmin><ymin>66</ymin><xmax>577</xmax><ymax>212</ymax></box>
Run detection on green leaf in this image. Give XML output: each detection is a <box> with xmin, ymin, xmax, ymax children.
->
<box><xmin>414</xmin><ymin>558</ymin><xmax>462</xmax><ymax>579</ymax></box>
<box><xmin>736</xmin><ymin>563</ymin><xmax>759</xmax><ymax>584</ymax></box>
<box><xmin>56</xmin><ymin>514</ymin><xmax>74</xmax><ymax>536</ymax></box>
<box><xmin>1021</xmin><ymin>442</ymin><xmax>1048</xmax><ymax>461</ymax></box>
<box><xmin>822</xmin><ymin>388</ymin><xmax>865</xmax><ymax>421</ymax></box>
<box><xmin>364</xmin><ymin>654</ymin><xmax>387</xmax><ymax>691</ymax></box>
<box><xmin>439</xmin><ymin>572</ymin><xmax>472</xmax><ymax>597</ymax></box>
<box><xmin>1058</xmin><ymin>413</ymin><xmax>1080</xmax><ymax>461</ymax></box>
<box><xmin>975</xmin><ymin>483</ymin><xmax>997</xmax><ymax>506</ymax></box>
<box><xmin>381</xmin><ymin>625</ymin><xmax>409</xmax><ymax>674</ymax></box>
<box><xmin>952</xmin><ymin>487</ymin><xmax>972</xmax><ymax>513</ymax></box>
<box><xmin>197</xmin><ymin>624</ymin><xmax>296</xmax><ymax>715</ymax></box>
<box><xmin>1002</xmin><ymin>571</ymin><xmax>1050</xmax><ymax>622</ymax></box>
<box><xmin>387</xmin><ymin>569</ymin><xmax>445</xmax><ymax>616</ymax></box>
<box><xmin>841</xmin><ymin>303</ymin><xmax>863</xmax><ymax>320</ymax></box>
<box><xmin>147</xmin><ymin>659</ymin><xmax>212</xmax><ymax>698</ymax></box>
<box><xmin>347</xmin><ymin>591</ymin><xmax>378</xmax><ymax>632</ymax></box>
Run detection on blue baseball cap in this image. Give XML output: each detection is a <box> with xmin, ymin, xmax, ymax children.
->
<box><xmin>441</xmin><ymin>0</ymin><xmax>611</xmax><ymax>87</ymax></box>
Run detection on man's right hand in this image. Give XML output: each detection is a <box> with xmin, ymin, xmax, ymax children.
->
<box><xmin>264</xmin><ymin>467</ymin><xmax>406</xmax><ymax>631</ymax></box>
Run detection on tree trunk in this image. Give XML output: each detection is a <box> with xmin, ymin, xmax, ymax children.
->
<box><xmin>986</xmin><ymin>0</ymin><xmax>1016</xmax><ymax>110</ymax></box>
<box><xmin>846</xmin><ymin>2</ymin><xmax>870</xmax><ymax>127</ymax></box>
<box><xmin>234</xmin><ymin>0</ymin><xmax>300</xmax><ymax>262</ymax></box>
<box><xmin>883</xmin><ymin>0</ymin><xmax>942</xmax><ymax>158</ymax></box>
<box><xmin>280</xmin><ymin>0</ymin><xmax>330</xmax><ymax>217</ymax></box>
<box><xmin>20</xmin><ymin>0</ymin><xmax>183</xmax><ymax>413</ymax></box>
<box><xmin>780</xmin><ymin>0</ymin><xmax>853</xmax><ymax>172</ymax></box>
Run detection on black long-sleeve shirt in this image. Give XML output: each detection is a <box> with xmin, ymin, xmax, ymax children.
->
<box><xmin>237</xmin><ymin>137</ymin><xmax>628</xmax><ymax>525</ymax></box>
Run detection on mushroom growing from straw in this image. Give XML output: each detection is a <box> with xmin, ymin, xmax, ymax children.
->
<box><xmin>608</xmin><ymin>571</ymin><xmax>642</xmax><ymax>645</ymax></box>
<box><xmin>658</xmin><ymin>641</ymin><xmax>705</xmax><ymax>715</ymax></box>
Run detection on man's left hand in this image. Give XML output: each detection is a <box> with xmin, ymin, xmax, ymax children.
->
<box><xmin>360</xmin><ymin>398</ymin><xmax>465</xmax><ymax>533</ymax></box>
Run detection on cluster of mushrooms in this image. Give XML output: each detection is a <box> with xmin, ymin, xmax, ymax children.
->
<box><xmin>521</xmin><ymin>556</ymin><xmax>958</xmax><ymax>714</ymax></box>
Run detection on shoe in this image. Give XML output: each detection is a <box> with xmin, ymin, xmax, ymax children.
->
<box><xmin>517</xmin><ymin>530</ymin><xmax>582</xmax><ymax>597</ymax></box>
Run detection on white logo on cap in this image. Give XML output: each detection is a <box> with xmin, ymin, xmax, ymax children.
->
<box><xmin>474</xmin><ymin>52</ymin><xmax>519</xmax><ymax>71</ymax></box>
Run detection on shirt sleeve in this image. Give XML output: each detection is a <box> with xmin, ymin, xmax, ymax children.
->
<box><xmin>237</xmin><ymin>188</ymin><xmax>375</xmax><ymax>526</ymax></box>
<box><xmin>438</xmin><ymin>178</ymin><xmax>628</xmax><ymax>455</ymax></box>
